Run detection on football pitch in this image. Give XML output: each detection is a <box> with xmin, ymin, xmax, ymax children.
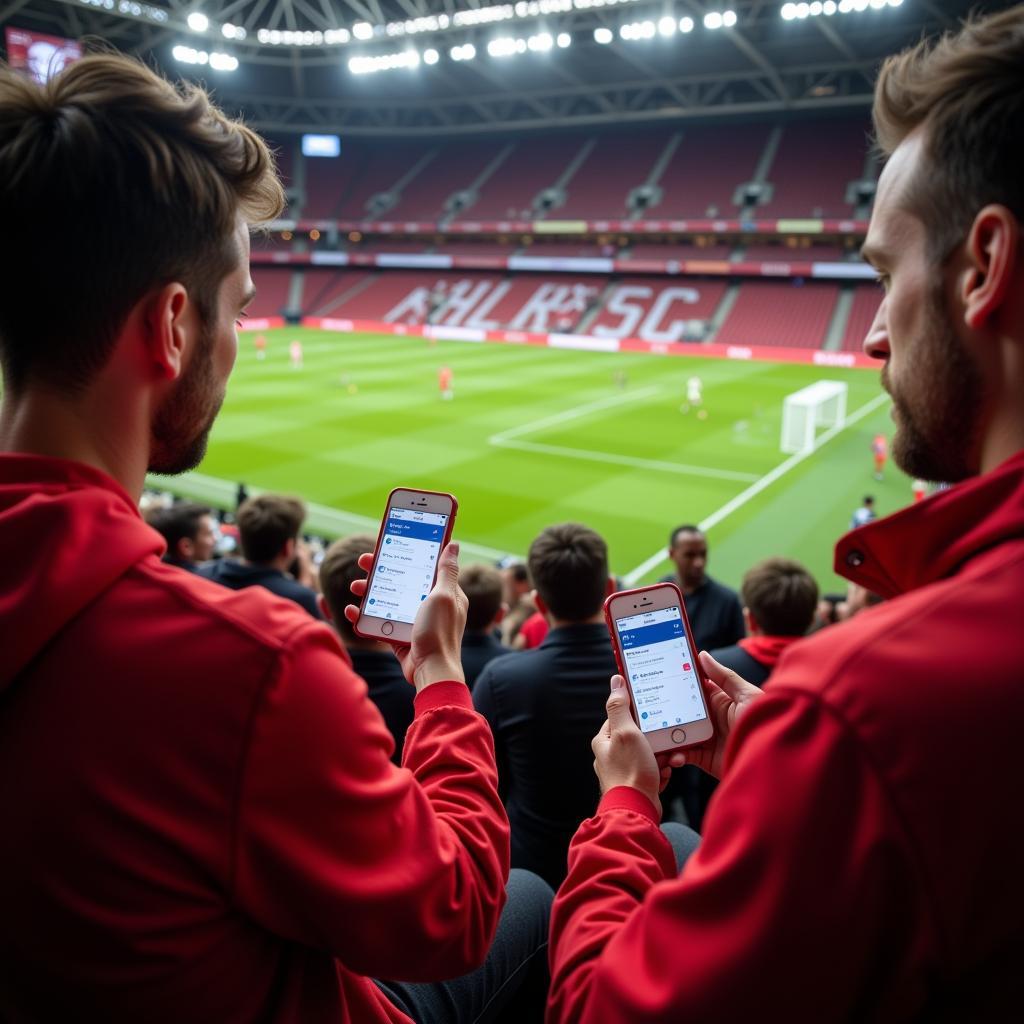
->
<box><xmin>150</xmin><ymin>326</ymin><xmax>907</xmax><ymax>593</ymax></box>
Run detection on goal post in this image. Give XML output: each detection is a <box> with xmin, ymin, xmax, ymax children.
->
<box><xmin>780</xmin><ymin>380</ymin><xmax>848</xmax><ymax>454</ymax></box>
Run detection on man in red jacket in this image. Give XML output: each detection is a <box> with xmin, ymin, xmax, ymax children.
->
<box><xmin>548</xmin><ymin>8</ymin><xmax>1024</xmax><ymax>1022</ymax></box>
<box><xmin>0</xmin><ymin>55</ymin><xmax>551</xmax><ymax>1022</ymax></box>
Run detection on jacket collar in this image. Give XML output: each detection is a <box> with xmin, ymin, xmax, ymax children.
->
<box><xmin>835</xmin><ymin>450</ymin><xmax>1024</xmax><ymax>599</ymax></box>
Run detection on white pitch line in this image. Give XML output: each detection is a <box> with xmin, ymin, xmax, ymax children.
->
<box><xmin>144</xmin><ymin>471</ymin><xmax>515</xmax><ymax>562</ymax></box>
<box><xmin>493</xmin><ymin>438</ymin><xmax>760</xmax><ymax>482</ymax></box>
<box><xmin>488</xmin><ymin>386</ymin><xmax>660</xmax><ymax>444</ymax></box>
<box><xmin>623</xmin><ymin>391</ymin><xmax>892</xmax><ymax>583</ymax></box>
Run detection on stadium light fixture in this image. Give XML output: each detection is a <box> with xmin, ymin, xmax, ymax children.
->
<box><xmin>658</xmin><ymin>15</ymin><xmax>676</xmax><ymax>36</ymax></box>
<box><xmin>348</xmin><ymin>49</ymin><xmax>420</xmax><ymax>73</ymax></box>
<box><xmin>527</xmin><ymin>32</ymin><xmax>553</xmax><ymax>50</ymax></box>
<box><xmin>186</xmin><ymin>11</ymin><xmax>208</xmax><ymax>32</ymax></box>
<box><xmin>423</xmin><ymin>47</ymin><xmax>439</xmax><ymax>63</ymax></box>
<box><xmin>221</xmin><ymin>22</ymin><xmax>247</xmax><ymax>39</ymax></box>
<box><xmin>352</xmin><ymin>21</ymin><xmax>375</xmax><ymax>40</ymax></box>
<box><xmin>723</xmin><ymin>9</ymin><xmax>737</xmax><ymax>26</ymax></box>
<box><xmin>450</xmin><ymin>42</ymin><xmax>477</xmax><ymax>59</ymax></box>
<box><xmin>172</xmin><ymin>43</ymin><xmax>238</xmax><ymax>71</ymax></box>
<box><xmin>679</xmin><ymin>16</ymin><xmax>694</xmax><ymax>31</ymax></box>
<box><xmin>704</xmin><ymin>10</ymin><xmax>736</xmax><ymax>29</ymax></box>
<box><xmin>556</xmin><ymin>31</ymin><xmax>572</xmax><ymax>47</ymax></box>
<box><xmin>594</xmin><ymin>26</ymin><xmax>613</xmax><ymax>43</ymax></box>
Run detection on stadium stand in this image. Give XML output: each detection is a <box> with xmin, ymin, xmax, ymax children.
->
<box><xmin>304</xmin><ymin>271</ymin><xmax>374</xmax><ymax>316</ymax></box>
<box><xmin>654</xmin><ymin>123</ymin><xmax>771</xmax><ymax>218</ymax></box>
<box><xmin>301</xmin><ymin>138</ymin><xmax>368</xmax><ymax>219</ymax></box>
<box><xmin>385</xmin><ymin>140</ymin><xmax>502</xmax><ymax>221</ymax></box>
<box><xmin>556</xmin><ymin>131</ymin><xmax>671</xmax><ymax>219</ymax></box>
<box><xmin>250</xmin><ymin>268</ymin><xmax>293</xmax><ymax>319</ymax></box>
<box><xmin>714</xmin><ymin>281</ymin><xmax>840</xmax><ymax>349</ymax></box>
<box><xmin>456</xmin><ymin>136</ymin><xmax>583</xmax><ymax>221</ymax></box>
<box><xmin>841</xmin><ymin>284</ymin><xmax>884</xmax><ymax>351</ymax></box>
<box><xmin>437</xmin><ymin>241</ymin><xmax>520</xmax><ymax>256</ymax></box>
<box><xmin>758</xmin><ymin>119</ymin><xmax>872</xmax><ymax>219</ymax></box>
<box><xmin>590</xmin><ymin>277</ymin><xmax>728</xmax><ymax>342</ymax></box>
<box><xmin>521</xmin><ymin>242</ymin><xmax>609</xmax><ymax>258</ymax></box>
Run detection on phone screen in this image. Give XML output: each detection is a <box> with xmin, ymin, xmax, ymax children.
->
<box><xmin>614</xmin><ymin>605</ymin><xmax>707</xmax><ymax>733</ymax></box>
<box><xmin>364</xmin><ymin>506</ymin><xmax>449</xmax><ymax>624</ymax></box>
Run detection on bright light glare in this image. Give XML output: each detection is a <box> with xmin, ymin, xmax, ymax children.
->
<box><xmin>704</xmin><ymin>12</ymin><xmax>723</xmax><ymax>29</ymax></box>
<box><xmin>348</xmin><ymin>49</ymin><xmax>420</xmax><ymax>73</ymax></box>
<box><xmin>450</xmin><ymin>42</ymin><xmax>476</xmax><ymax>60</ymax></box>
<box><xmin>186</xmin><ymin>11</ymin><xmax>208</xmax><ymax>31</ymax></box>
<box><xmin>423</xmin><ymin>47</ymin><xmax>439</xmax><ymax>63</ymax></box>
<box><xmin>594</xmin><ymin>26</ymin><xmax>613</xmax><ymax>43</ymax></box>
<box><xmin>679</xmin><ymin>16</ymin><xmax>694</xmax><ymax>31</ymax></box>
<box><xmin>352</xmin><ymin>21</ymin><xmax>374</xmax><ymax>40</ymax></box>
<box><xmin>723</xmin><ymin>9</ymin><xmax>737</xmax><ymax>26</ymax></box>
<box><xmin>528</xmin><ymin>32</ymin><xmax>553</xmax><ymax>50</ymax></box>
<box><xmin>556</xmin><ymin>31</ymin><xmax>571</xmax><ymax>46</ymax></box>
<box><xmin>658</xmin><ymin>15</ymin><xmax>675</xmax><ymax>35</ymax></box>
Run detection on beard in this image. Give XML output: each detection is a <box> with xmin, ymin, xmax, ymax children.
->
<box><xmin>884</xmin><ymin>279</ymin><xmax>986</xmax><ymax>483</ymax></box>
<box><xmin>149</xmin><ymin>323</ymin><xmax>225</xmax><ymax>476</ymax></box>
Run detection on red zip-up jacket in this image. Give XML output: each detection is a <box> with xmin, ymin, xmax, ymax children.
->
<box><xmin>549</xmin><ymin>450</ymin><xmax>1024</xmax><ymax>1022</ymax></box>
<box><xmin>0</xmin><ymin>455</ymin><xmax>509</xmax><ymax>1022</ymax></box>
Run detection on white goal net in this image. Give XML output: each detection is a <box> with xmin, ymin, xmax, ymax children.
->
<box><xmin>780</xmin><ymin>380</ymin><xmax>848</xmax><ymax>454</ymax></box>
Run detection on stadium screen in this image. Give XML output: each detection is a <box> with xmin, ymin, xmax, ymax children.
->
<box><xmin>302</xmin><ymin>134</ymin><xmax>341</xmax><ymax>158</ymax></box>
<box><xmin>5</xmin><ymin>27</ymin><xmax>82</xmax><ymax>84</ymax></box>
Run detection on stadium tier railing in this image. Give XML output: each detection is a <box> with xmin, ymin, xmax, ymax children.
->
<box><xmin>250</xmin><ymin>248</ymin><xmax>875</xmax><ymax>282</ymax></box>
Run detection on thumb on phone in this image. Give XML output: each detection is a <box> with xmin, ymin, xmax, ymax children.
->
<box><xmin>605</xmin><ymin>674</ymin><xmax>633</xmax><ymax>730</ymax></box>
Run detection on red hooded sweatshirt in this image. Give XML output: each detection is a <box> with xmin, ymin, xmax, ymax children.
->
<box><xmin>0</xmin><ymin>455</ymin><xmax>509</xmax><ymax>1022</ymax></box>
<box><xmin>549</xmin><ymin>450</ymin><xmax>1024</xmax><ymax>1023</ymax></box>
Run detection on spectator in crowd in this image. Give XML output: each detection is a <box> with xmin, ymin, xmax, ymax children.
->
<box><xmin>835</xmin><ymin>579</ymin><xmax>884</xmax><ymax>622</ymax></box>
<box><xmin>685</xmin><ymin>558</ymin><xmax>819</xmax><ymax>832</ymax></box>
<box><xmin>660</xmin><ymin>525</ymin><xmax>745</xmax><ymax>651</ymax></box>
<box><xmin>145</xmin><ymin>501</ymin><xmax>216</xmax><ymax>573</ymax></box>
<box><xmin>474</xmin><ymin>523</ymin><xmax>618</xmax><ymax>888</ymax></box>
<box><xmin>319</xmin><ymin>534</ymin><xmax>414</xmax><ymax>763</ymax></box>
<box><xmin>850</xmin><ymin>493</ymin><xmax>877</xmax><ymax>528</ymax></box>
<box><xmin>499</xmin><ymin>559</ymin><xmax>536</xmax><ymax>646</ymax></box>
<box><xmin>459</xmin><ymin>562</ymin><xmax>509</xmax><ymax>689</ymax></box>
<box><xmin>0</xmin><ymin>54</ymin><xmax>550</xmax><ymax>1021</ymax></box>
<box><xmin>547</xmin><ymin>10</ymin><xmax>1024</xmax><ymax>1020</ymax></box>
<box><xmin>709</xmin><ymin>557</ymin><xmax>819</xmax><ymax>688</ymax></box>
<box><xmin>512</xmin><ymin>605</ymin><xmax>549</xmax><ymax>650</ymax></box>
<box><xmin>200</xmin><ymin>493</ymin><xmax>323</xmax><ymax>619</ymax></box>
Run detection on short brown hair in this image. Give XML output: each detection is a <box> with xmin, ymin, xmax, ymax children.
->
<box><xmin>873</xmin><ymin>6</ymin><xmax>1024</xmax><ymax>262</ymax></box>
<box><xmin>741</xmin><ymin>558</ymin><xmax>818</xmax><ymax>638</ymax></box>
<box><xmin>528</xmin><ymin>523</ymin><xmax>608</xmax><ymax>623</ymax></box>
<box><xmin>319</xmin><ymin>534</ymin><xmax>374</xmax><ymax>640</ymax></box>
<box><xmin>237</xmin><ymin>494</ymin><xmax>305</xmax><ymax>564</ymax></box>
<box><xmin>461</xmin><ymin>564</ymin><xmax>503</xmax><ymax>632</ymax></box>
<box><xmin>0</xmin><ymin>53</ymin><xmax>284</xmax><ymax>394</ymax></box>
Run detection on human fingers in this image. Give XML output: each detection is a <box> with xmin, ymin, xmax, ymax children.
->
<box><xmin>698</xmin><ymin>651</ymin><xmax>764</xmax><ymax>703</ymax></box>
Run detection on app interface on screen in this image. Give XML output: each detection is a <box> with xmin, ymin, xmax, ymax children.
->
<box><xmin>365</xmin><ymin>506</ymin><xmax>448</xmax><ymax>624</ymax></box>
<box><xmin>616</xmin><ymin>606</ymin><xmax>707</xmax><ymax>733</ymax></box>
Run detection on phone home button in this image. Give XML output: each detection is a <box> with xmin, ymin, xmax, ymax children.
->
<box><xmin>671</xmin><ymin>727</ymin><xmax>686</xmax><ymax>745</ymax></box>
<box><xmin>381</xmin><ymin>621</ymin><xmax>395</xmax><ymax>636</ymax></box>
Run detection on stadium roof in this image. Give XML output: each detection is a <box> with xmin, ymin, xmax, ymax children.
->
<box><xmin>3</xmin><ymin>0</ymin><xmax>1015</xmax><ymax>135</ymax></box>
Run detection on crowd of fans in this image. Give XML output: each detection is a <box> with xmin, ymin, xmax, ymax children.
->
<box><xmin>2</xmin><ymin>6</ymin><xmax>1023</xmax><ymax>1021</ymax></box>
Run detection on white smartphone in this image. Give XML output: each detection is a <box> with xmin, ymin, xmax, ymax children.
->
<box><xmin>604</xmin><ymin>582</ymin><xmax>714</xmax><ymax>753</ymax></box>
<box><xmin>354</xmin><ymin>487</ymin><xmax>458</xmax><ymax>646</ymax></box>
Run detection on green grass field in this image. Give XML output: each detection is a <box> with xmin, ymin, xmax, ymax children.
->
<box><xmin>149</xmin><ymin>326</ymin><xmax>909</xmax><ymax>594</ymax></box>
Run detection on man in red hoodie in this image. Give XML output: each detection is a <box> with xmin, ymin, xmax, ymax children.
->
<box><xmin>548</xmin><ymin>7</ymin><xmax>1024</xmax><ymax>1021</ymax></box>
<box><xmin>0</xmin><ymin>55</ymin><xmax>550</xmax><ymax>1022</ymax></box>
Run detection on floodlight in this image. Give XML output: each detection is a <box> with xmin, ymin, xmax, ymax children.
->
<box><xmin>352</xmin><ymin>21</ymin><xmax>374</xmax><ymax>40</ymax></box>
<box><xmin>781</xmin><ymin>2</ymin><xmax>796</xmax><ymax>17</ymax></box>
<box><xmin>186</xmin><ymin>12</ymin><xmax>208</xmax><ymax>32</ymax></box>
<box><xmin>810</xmin><ymin>1</ymin><xmax>823</xmax><ymax>14</ymax></box>
<box><xmin>424</xmin><ymin>47</ymin><xmax>439</xmax><ymax>63</ymax></box>
<box><xmin>208</xmin><ymin>51</ymin><xmax>238</xmax><ymax>71</ymax></box>
<box><xmin>723</xmin><ymin>9</ymin><xmax>737</xmax><ymax>26</ymax></box>
<box><xmin>823</xmin><ymin>1</ymin><xmax>837</xmax><ymax>13</ymax></box>
<box><xmin>679</xmin><ymin>16</ymin><xmax>694</xmax><ymax>31</ymax></box>
<box><xmin>556</xmin><ymin>32</ymin><xmax>571</xmax><ymax>46</ymax></box>
<box><xmin>704</xmin><ymin>12</ymin><xmax>723</xmax><ymax>29</ymax></box>
<box><xmin>594</xmin><ymin>27</ymin><xmax>613</xmax><ymax>43</ymax></box>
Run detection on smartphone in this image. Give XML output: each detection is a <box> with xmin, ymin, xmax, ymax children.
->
<box><xmin>354</xmin><ymin>487</ymin><xmax>457</xmax><ymax>645</ymax></box>
<box><xmin>604</xmin><ymin>583</ymin><xmax>714</xmax><ymax>753</ymax></box>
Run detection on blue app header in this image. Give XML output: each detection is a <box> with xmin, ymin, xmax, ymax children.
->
<box><xmin>385</xmin><ymin>517</ymin><xmax>445</xmax><ymax>543</ymax></box>
<box><xmin>618</xmin><ymin>617</ymin><xmax>686</xmax><ymax>650</ymax></box>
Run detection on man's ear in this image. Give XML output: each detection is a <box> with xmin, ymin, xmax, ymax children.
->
<box><xmin>318</xmin><ymin>594</ymin><xmax>334</xmax><ymax>623</ymax></box>
<box><xmin>176</xmin><ymin>537</ymin><xmax>194</xmax><ymax>562</ymax></box>
<box><xmin>961</xmin><ymin>204</ymin><xmax>1019</xmax><ymax>331</ymax></box>
<box><xmin>144</xmin><ymin>282</ymin><xmax>192</xmax><ymax>381</ymax></box>
<box><xmin>743</xmin><ymin>606</ymin><xmax>758</xmax><ymax>636</ymax></box>
<box><xmin>282</xmin><ymin>537</ymin><xmax>296</xmax><ymax>563</ymax></box>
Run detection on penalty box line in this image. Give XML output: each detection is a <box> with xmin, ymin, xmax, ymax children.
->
<box><xmin>488</xmin><ymin>385</ymin><xmax>759</xmax><ymax>483</ymax></box>
<box><xmin>622</xmin><ymin>391</ymin><xmax>893</xmax><ymax>584</ymax></box>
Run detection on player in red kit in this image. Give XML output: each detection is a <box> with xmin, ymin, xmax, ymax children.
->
<box><xmin>439</xmin><ymin>365</ymin><xmax>453</xmax><ymax>401</ymax></box>
<box><xmin>872</xmin><ymin>432</ymin><xmax>888</xmax><ymax>480</ymax></box>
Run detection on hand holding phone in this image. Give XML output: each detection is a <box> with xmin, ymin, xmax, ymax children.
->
<box><xmin>604</xmin><ymin>583</ymin><xmax>714</xmax><ymax>753</ymax></box>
